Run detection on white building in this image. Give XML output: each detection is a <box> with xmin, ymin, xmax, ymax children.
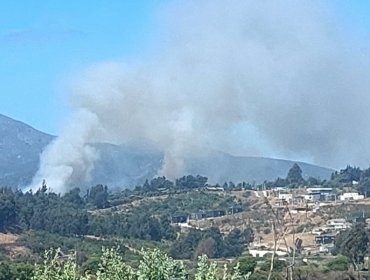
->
<box><xmin>339</xmin><ymin>192</ymin><xmax>364</xmax><ymax>201</ymax></box>
<box><xmin>304</xmin><ymin>192</ymin><xmax>321</xmax><ymax>202</ymax></box>
<box><xmin>249</xmin><ymin>249</ymin><xmax>288</xmax><ymax>258</ymax></box>
<box><xmin>326</xmin><ymin>218</ymin><xmax>350</xmax><ymax>230</ymax></box>
<box><xmin>306</xmin><ymin>187</ymin><xmax>333</xmax><ymax>193</ymax></box>
<box><xmin>305</xmin><ymin>187</ymin><xmax>334</xmax><ymax>202</ymax></box>
<box><xmin>278</xmin><ymin>193</ymin><xmax>293</xmax><ymax>201</ymax></box>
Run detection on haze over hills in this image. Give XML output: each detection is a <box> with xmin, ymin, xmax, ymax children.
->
<box><xmin>0</xmin><ymin>114</ymin><xmax>333</xmax><ymax>188</ymax></box>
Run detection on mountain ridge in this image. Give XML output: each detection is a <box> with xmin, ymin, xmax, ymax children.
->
<box><xmin>0</xmin><ymin>114</ymin><xmax>334</xmax><ymax>188</ymax></box>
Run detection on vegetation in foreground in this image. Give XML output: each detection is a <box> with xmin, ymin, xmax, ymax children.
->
<box><xmin>2</xmin><ymin>165</ymin><xmax>370</xmax><ymax>279</ymax></box>
<box><xmin>1</xmin><ymin>246</ymin><xmax>362</xmax><ymax>280</ymax></box>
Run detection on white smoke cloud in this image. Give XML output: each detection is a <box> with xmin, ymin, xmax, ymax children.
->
<box><xmin>30</xmin><ymin>109</ymin><xmax>100</xmax><ymax>193</ymax></box>
<box><xmin>31</xmin><ymin>0</ymin><xmax>370</xmax><ymax>192</ymax></box>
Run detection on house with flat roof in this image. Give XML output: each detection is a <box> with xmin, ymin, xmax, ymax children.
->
<box><xmin>326</xmin><ymin>218</ymin><xmax>351</xmax><ymax>230</ymax></box>
<box><xmin>339</xmin><ymin>192</ymin><xmax>364</xmax><ymax>201</ymax></box>
<box><xmin>315</xmin><ymin>234</ymin><xmax>336</xmax><ymax>245</ymax></box>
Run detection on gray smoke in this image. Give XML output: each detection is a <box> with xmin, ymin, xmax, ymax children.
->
<box><xmin>31</xmin><ymin>0</ymin><xmax>370</xmax><ymax>192</ymax></box>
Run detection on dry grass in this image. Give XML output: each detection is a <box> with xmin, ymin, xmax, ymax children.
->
<box><xmin>0</xmin><ymin>233</ymin><xmax>31</xmax><ymax>259</ymax></box>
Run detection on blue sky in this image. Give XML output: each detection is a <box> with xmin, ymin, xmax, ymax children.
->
<box><xmin>0</xmin><ymin>0</ymin><xmax>369</xmax><ymax>135</ymax></box>
<box><xmin>0</xmin><ymin>0</ymin><xmax>166</xmax><ymax>134</ymax></box>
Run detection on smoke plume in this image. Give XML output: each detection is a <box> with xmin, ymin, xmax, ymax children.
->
<box><xmin>31</xmin><ymin>0</ymin><xmax>370</xmax><ymax>192</ymax></box>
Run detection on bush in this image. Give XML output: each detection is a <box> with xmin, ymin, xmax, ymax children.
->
<box><xmin>32</xmin><ymin>247</ymin><xmax>246</xmax><ymax>280</ymax></box>
<box><xmin>326</xmin><ymin>255</ymin><xmax>349</xmax><ymax>272</ymax></box>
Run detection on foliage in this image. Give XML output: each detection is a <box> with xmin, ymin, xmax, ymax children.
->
<box><xmin>95</xmin><ymin>247</ymin><xmax>135</xmax><ymax>280</ymax></box>
<box><xmin>31</xmin><ymin>248</ymin><xmax>79</xmax><ymax>280</ymax></box>
<box><xmin>330</xmin><ymin>165</ymin><xmax>362</xmax><ymax>184</ymax></box>
<box><xmin>137</xmin><ymin>248</ymin><xmax>187</xmax><ymax>280</ymax></box>
<box><xmin>333</xmin><ymin>222</ymin><xmax>369</xmax><ymax>269</ymax></box>
<box><xmin>176</xmin><ymin>175</ymin><xmax>208</xmax><ymax>190</ymax></box>
<box><xmin>259</xmin><ymin>257</ymin><xmax>286</xmax><ymax>272</ymax></box>
<box><xmin>0</xmin><ymin>262</ymin><xmax>33</xmax><ymax>280</ymax></box>
<box><xmin>30</xmin><ymin>247</ymin><xmax>246</xmax><ymax>280</ymax></box>
<box><xmin>194</xmin><ymin>255</ymin><xmax>218</xmax><ymax>280</ymax></box>
<box><xmin>326</xmin><ymin>255</ymin><xmax>349</xmax><ymax>272</ymax></box>
<box><xmin>0</xmin><ymin>187</ymin><xmax>88</xmax><ymax>236</ymax></box>
<box><xmin>237</xmin><ymin>255</ymin><xmax>257</xmax><ymax>275</ymax></box>
<box><xmin>86</xmin><ymin>185</ymin><xmax>109</xmax><ymax>209</ymax></box>
<box><xmin>170</xmin><ymin>227</ymin><xmax>253</xmax><ymax>259</ymax></box>
<box><xmin>0</xmin><ymin>186</ymin><xmax>175</xmax><ymax>242</ymax></box>
<box><xmin>286</xmin><ymin>163</ymin><xmax>304</xmax><ymax>185</ymax></box>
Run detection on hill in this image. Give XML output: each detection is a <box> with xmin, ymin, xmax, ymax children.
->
<box><xmin>0</xmin><ymin>114</ymin><xmax>333</xmax><ymax>188</ymax></box>
<box><xmin>0</xmin><ymin>114</ymin><xmax>54</xmax><ymax>187</ymax></box>
<box><xmin>186</xmin><ymin>152</ymin><xmax>333</xmax><ymax>184</ymax></box>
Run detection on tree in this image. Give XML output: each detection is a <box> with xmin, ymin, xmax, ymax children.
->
<box><xmin>326</xmin><ymin>255</ymin><xmax>349</xmax><ymax>272</ymax></box>
<box><xmin>32</xmin><ymin>247</ymin><xmax>248</xmax><ymax>280</ymax></box>
<box><xmin>63</xmin><ymin>188</ymin><xmax>85</xmax><ymax>207</ymax></box>
<box><xmin>194</xmin><ymin>237</ymin><xmax>217</xmax><ymax>259</ymax></box>
<box><xmin>286</xmin><ymin>163</ymin><xmax>304</xmax><ymax>185</ymax></box>
<box><xmin>138</xmin><ymin>248</ymin><xmax>187</xmax><ymax>280</ymax></box>
<box><xmin>307</xmin><ymin>176</ymin><xmax>320</xmax><ymax>186</ymax></box>
<box><xmin>331</xmin><ymin>165</ymin><xmax>362</xmax><ymax>184</ymax></box>
<box><xmin>274</xmin><ymin>177</ymin><xmax>287</xmax><ymax>188</ymax></box>
<box><xmin>238</xmin><ymin>255</ymin><xmax>257</xmax><ymax>276</ymax></box>
<box><xmin>0</xmin><ymin>190</ymin><xmax>17</xmax><ymax>231</ymax></box>
<box><xmin>194</xmin><ymin>255</ymin><xmax>218</xmax><ymax>280</ymax></box>
<box><xmin>31</xmin><ymin>248</ymin><xmax>79</xmax><ymax>280</ymax></box>
<box><xmin>170</xmin><ymin>229</ymin><xmax>203</xmax><ymax>259</ymax></box>
<box><xmin>334</xmin><ymin>222</ymin><xmax>369</xmax><ymax>270</ymax></box>
<box><xmin>96</xmin><ymin>247</ymin><xmax>135</xmax><ymax>280</ymax></box>
<box><xmin>87</xmin><ymin>185</ymin><xmax>109</xmax><ymax>209</ymax></box>
<box><xmin>175</xmin><ymin>175</ymin><xmax>208</xmax><ymax>190</ymax></box>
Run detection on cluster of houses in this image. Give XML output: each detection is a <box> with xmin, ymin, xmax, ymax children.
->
<box><xmin>248</xmin><ymin>218</ymin><xmax>353</xmax><ymax>258</ymax></box>
<box><xmin>274</xmin><ymin>187</ymin><xmax>365</xmax><ymax>205</ymax></box>
<box><xmin>271</xmin><ymin>186</ymin><xmax>365</xmax><ymax>253</ymax></box>
<box><xmin>312</xmin><ymin>218</ymin><xmax>352</xmax><ymax>253</ymax></box>
<box><xmin>171</xmin><ymin>205</ymin><xmax>243</xmax><ymax>224</ymax></box>
<box><xmin>250</xmin><ymin>185</ymin><xmax>367</xmax><ymax>257</ymax></box>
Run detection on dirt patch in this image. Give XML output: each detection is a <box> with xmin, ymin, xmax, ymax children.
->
<box><xmin>0</xmin><ymin>233</ymin><xmax>32</xmax><ymax>259</ymax></box>
<box><xmin>0</xmin><ymin>232</ymin><xmax>18</xmax><ymax>245</ymax></box>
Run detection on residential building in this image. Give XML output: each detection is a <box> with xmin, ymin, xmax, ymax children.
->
<box><xmin>315</xmin><ymin>234</ymin><xmax>336</xmax><ymax>245</ymax></box>
<box><xmin>326</xmin><ymin>218</ymin><xmax>351</xmax><ymax>230</ymax></box>
<box><xmin>249</xmin><ymin>248</ymin><xmax>288</xmax><ymax>258</ymax></box>
<box><xmin>339</xmin><ymin>192</ymin><xmax>364</xmax><ymax>201</ymax></box>
<box><xmin>278</xmin><ymin>193</ymin><xmax>293</xmax><ymax>202</ymax></box>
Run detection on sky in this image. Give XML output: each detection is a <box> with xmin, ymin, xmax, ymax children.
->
<box><xmin>2</xmin><ymin>0</ymin><xmax>370</xmax><ymax>177</ymax></box>
<box><xmin>1</xmin><ymin>0</ymin><xmax>369</xmax><ymax>135</ymax></box>
<box><xmin>0</xmin><ymin>0</ymin><xmax>166</xmax><ymax>134</ymax></box>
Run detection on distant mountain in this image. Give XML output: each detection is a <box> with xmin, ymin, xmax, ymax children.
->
<box><xmin>91</xmin><ymin>143</ymin><xmax>162</xmax><ymax>188</ymax></box>
<box><xmin>186</xmin><ymin>152</ymin><xmax>333</xmax><ymax>184</ymax></box>
<box><xmin>0</xmin><ymin>114</ymin><xmax>334</xmax><ymax>188</ymax></box>
<box><xmin>0</xmin><ymin>114</ymin><xmax>54</xmax><ymax>187</ymax></box>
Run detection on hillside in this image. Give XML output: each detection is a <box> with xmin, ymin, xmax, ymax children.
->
<box><xmin>186</xmin><ymin>152</ymin><xmax>333</xmax><ymax>184</ymax></box>
<box><xmin>0</xmin><ymin>114</ymin><xmax>333</xmax><ymax>188</ymax></box>
<box><xmin>0</xmin><ymin>114</ymin><xmax>54</xmax><ymax>187</ymax></box>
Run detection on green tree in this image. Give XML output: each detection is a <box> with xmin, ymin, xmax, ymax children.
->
<box><xmin>95</xmin><ymin>247</ymin><xmax>134</xmax><ymax>280</ymax></box>
<box><xmin>31</xmin><ymin>248</ymin><xmax>79</xmax><ymax>280</ymax></box>
<box><xmin>32</xmin><ymin>247</ymin><xmax>249</xmax><ymax>280</ymax></box>
<box><xmin>194</xmin><ymin>255</ymin><xmax>218</xmax><ymax>280</ymax></box>
<box><xmin>0</xmin><ymin>192</ymin><xmax>17</xmax><ymax>231</ymax></box>
<box><xmin>326</xmin><ymin>255</ymin><xmax>349</xmax><ymax>272</ymax></box>
<box><xmin>334</xmin><ymin>222</ymin><xmax>369</xmax><ymax>270</ymax></box>
<box><xmin>87</xmin><ymin>185</ymin><xmax>109</xmax><ymax>209</ymax></box>
<box><xmin>238</xmin><ymin>255</ymin><xmax>257</xmax><ymax>276</ymax></box>
<box><xmin>137</xmin><ymin>248</ymin><xmax>186</xmax><ymax>280</ymax></box>
<box><xmin>286</xmin><ymin>163</ymin><xmax>304</xmax><ymax>185</ymax></box>
<box><xmin>0</xmin><ymin>263</ymin><xmax>13</xmax><ymax>280</ymax></box>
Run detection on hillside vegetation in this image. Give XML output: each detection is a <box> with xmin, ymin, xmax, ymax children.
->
<box><xmin>1</xmin><ymin>165</ymin><xmax>370</xmax><ymax>279</ymax></box>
